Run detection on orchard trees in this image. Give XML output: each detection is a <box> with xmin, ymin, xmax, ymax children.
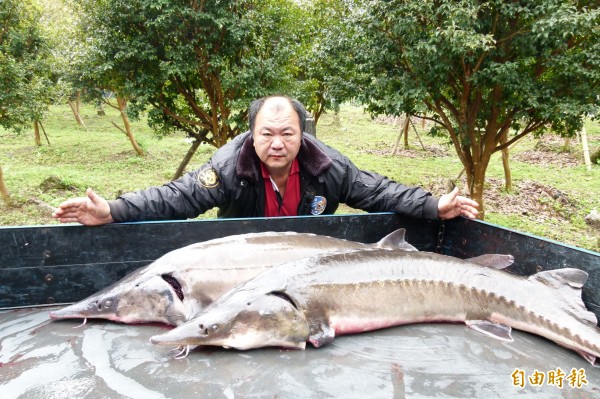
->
<box><xmin>0</xmin><ymin>0</ymin><xmax>52</xmax><ymax>133</ymax></box>
<box><xmin>350</xmin><ymin>0</ymin><xmax>600</xmax><ymax>216</ymax></box>
<box><xmin>78</xmin><ymin>0</ymin><xmax>304</xmax><ymax>178</ymax></box>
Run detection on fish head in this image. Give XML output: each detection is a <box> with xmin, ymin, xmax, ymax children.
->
<box><xmin>150</xmin><ymin>290</ymin><xmax>309</xmax><ymax>350</ymax></box>
<box><xmin>49</xmin><ymin>273</ymin><xmax>188</xmax><ymax>326</ymax></box>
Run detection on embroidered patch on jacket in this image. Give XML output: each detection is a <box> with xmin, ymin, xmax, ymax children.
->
<box><xmin>196</xmin><ymin>168</ymin><xmax>220</xmax><ymax>188</ymax></box>
<box><xmin>310</xmin><ymin>196</ymin><xmax>327</xmax><ymax>215</ymax></box>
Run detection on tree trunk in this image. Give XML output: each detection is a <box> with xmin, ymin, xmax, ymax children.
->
<box><xmin>402</xmin><ymin>114</ymin><xmax>410</xmax><ymax>149</ymax></box>
<box><xmin>33</xmin><ymin>121</ymin><xmax>41</xmax><ymax>146</ymax></box>
<box><xmin>580</xmin><ymin>126</ymin><xmax>592</xmax><ymax>172</ymax></box>
<box><xmin>409</xmin><ymin>119</ymin><xmax>427</xmax><ymax>151</ymax></box>
<box><xmin>116</xmin><ymin>96</ymin><xmax>144</xmax><ymax>156</ymax></box>
<box><xmin>591</xmin><ymin>147</ymin><xmax>600</xmax><ymax>165</ymax></box>
<box><xmin>75</xmin><ymin>91</ymin><xmax>81</xmax><ymax>115</ymax></box>
<box><xmin>68</xmin><ymin>99</ymin><xmax>86</xmax><ymax>128</ymax></box>
<box><xmin>391</xmin><ymin>115</ymin><xmax>410</xmax><ymax>155</ymax></box>
<box><xmin>172</xmin><ymin>139</ymin><xmax>202</xmax><ymax>181</ymax></box>
<box><xmin>459</xmin><ymin>138</ymin><xmax>491</xmax><ymax>221</ymax></box>
<box><xmin>40</xmin><ymin>121</ymin><xmax>51</xmax><ymax>145</ymax></box>
<box><xmin>466</xmin><ymin>164</ymin><xmax>486</xmax><ymax>220</ymax></box>
<box><xmin>501</xmin><ymin>130</ymin><xmax>512</xmax><ymax>192</ymax></box>
<box><xmin>0</xmin><ymin>165</ymin><xmax>10</xmax><ymax>204</ymax></box>
<box><xmin>562</xmin><ymin>136</ymin><xmax>571</xmax><ymax>152</ymax></box>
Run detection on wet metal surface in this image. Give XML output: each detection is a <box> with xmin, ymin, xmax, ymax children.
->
<box><xmin>1</xmin><ymin>307</ymin><xmax>599</xmax><ymax>398</ymax></box>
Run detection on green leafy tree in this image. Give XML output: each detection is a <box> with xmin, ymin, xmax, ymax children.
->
<box><xmin>352</xmin><ymin>0</ymin><xmax>600</xmax><ymax>217</ymax></box>
<box><xmin>79</xmin><ymin>0</ymin><xmax>303</xmax><ymax>178</ymax></box>
<box><xmin>63</xmin><ymin>0</ymin><xmax>146</xmax><ymax>155</ymax></box>
<box><xmin>293</xmin><ymin>0</ymin><xmax>361</xmax><ymax>125</ymax></box>
<box><xmin>1</xmin><ymin>0</ymin><xmax>53</xmax><ymax>200</ymax></box>
<box><xmin>39</xmin><ymin>0</ymin><xmax>89</xmax><ymax>127</ymax></box>
<box><xmin>0</xmin><ymin>0</ymin><xmax>52</xmax><ymax>133</ymax></box>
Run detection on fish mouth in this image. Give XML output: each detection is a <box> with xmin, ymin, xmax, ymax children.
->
<box><xmin>150</xmin><ymin>333</ymin><xmax>187</xmax><ymax>346</ymax></box>
<box><xmin>48</xmin><ymin>309</ymin><xmax>76</xmax><ymax>320</ymax></box>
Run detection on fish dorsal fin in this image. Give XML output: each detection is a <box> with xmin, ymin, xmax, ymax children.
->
<box><xmin>466</xmin><ymin>254</ymin><xmax>514</xmax><ymax>269</ymax></box>
<box><xmin>375</xmin><ymin>229</ymin><xmax>418</xmax><ymax>251</ymax></box>
<box><xmin>465</xmin><ymin>320</ymin><xmax>514</xmax><ymax>342</ymax></box>
<box><xmin>529</xmin><ymin>268</ymin><xmax>597</xmax><ymax>325</ymax></box>
<box><xmin>529</xmin><ymin>268</ymin><xmax>588</xmax><ymax>289</ymax></box>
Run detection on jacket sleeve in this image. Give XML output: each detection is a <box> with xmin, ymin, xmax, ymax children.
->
<box><xmin>334</xmin><ymin>155</ymin><xmax>440</xmax><ymax>220</ymax></box>
<box><xmin>108</xmin><ymin>163</ymin><xmax>226</xmax><ymax>222</ymax></box>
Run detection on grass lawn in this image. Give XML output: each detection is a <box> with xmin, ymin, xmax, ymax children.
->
<box><xmin>1</xmin><ymin>104</ymin><xmax>599</xmax><ymax>251</ymax></box>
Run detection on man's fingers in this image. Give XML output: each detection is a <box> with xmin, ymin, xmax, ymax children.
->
<box><xmin>56</xmin><ymin>215</ymin><xmax>82</xmax><ymax>223</ymax></box>
<box><xmin>448</xmin><ymin>187</ymin><xmax>459</xmax><ymax>199</ymax></box>
<box><xmin>54</xmin><ymin>197</ymin><xmax>87</xmax><ymax>211</ymax></box>
<box><xmin>460</xmin><ymin>204</ymin><xmax>479</xmax><ymax>219</ymax></box>
<box><xmin>462</xmin><ymin>198</ymin><xmax>479</xmax><ymax>209</ymax></box>
<box><xmin>86</xmin><ymin>188</ymin><xmax>100</xmax><ymax>204</ymax></box>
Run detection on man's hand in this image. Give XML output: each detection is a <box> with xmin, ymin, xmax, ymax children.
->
<box><xmin>438</xmin><ymin>187</ymin><xmax>479</xmax><ymax>220</ymax></box>
<box><xmin>52</xmin><ymin>188</ymin><xmax>114</xmax><ymax>226</ymax></box>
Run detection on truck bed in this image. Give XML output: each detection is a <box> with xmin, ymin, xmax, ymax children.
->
<box><xmin>1</xmin><ymin>214</ymin><xmax>599</xmax><ymax>397</ymax></box>
<box><xmin>2</xmin><ymin>306</ymin><xmax>599</xmax><ymax>398</ymax></box>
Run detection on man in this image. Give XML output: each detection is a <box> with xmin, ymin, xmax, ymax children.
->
<box><xmin>53</xmin><ymin>95</ymin><xmax>478</xmax><ymax>225</ymax></box>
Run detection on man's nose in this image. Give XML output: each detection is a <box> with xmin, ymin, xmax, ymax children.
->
<box><xmin>270</xmin><ymin>135</ymin><xmax>284</xmax><ymax>149</ymax></box>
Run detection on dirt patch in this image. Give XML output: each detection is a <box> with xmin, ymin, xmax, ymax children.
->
<box><xmin>39</xmin><ymin>176</ymin><xmax>79</xmax><ymax>192</ymax></box>
<box><xmin>513</xmin><ymin>135</ymin><xmax>583</xmax><ymax>168</ymax></box>
<box><xmin>483</xmin><ymin>179</ymin><xmax>574</xmax><ymax>220</ymax></box>
<box><xmin>424</xmin><ymin>177</ymin><xmax>578</xmax><ymax>224</ymax></box>
<box><xmin>365</xmin><ymin>143</ymin><xmax>450</xmax><ymax>158</ymax></box>
<box><xmin>513</xmin><ymin>149</ymin><xmax>581</xmax><ymax>168</ymax></box>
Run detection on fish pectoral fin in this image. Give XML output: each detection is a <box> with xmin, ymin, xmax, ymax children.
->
<box><xmin>465</xmin><ymin>320</ymin><xmax>514</xmax><ymax>342</ymax></box>
<box><xmin>466</xmin><ymin>254</ymin><xmax>514</xmax><ymax>269</ymax></box>
<box><xmin>575</xmin><ymin>350</ymin><xmax>598</xmax><ymax>367</ymax></box>
<box><xmin>375</xmin><ymin>229</ymin><xmax>418</xmax><ymax>251</ymax></box>
<box><xmin>308</xmin><ymin>322</ymin><xmax>336</xmax><ymax>348</ymax></box>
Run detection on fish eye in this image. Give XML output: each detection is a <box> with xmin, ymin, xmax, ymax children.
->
<box><xmin>211</xmin><ymin>324</ymin><xmax>218</xmax><ymax>332</ymax></box>
<box><xmin>104</xmin><ymin>300</ymin><xmax>112</xmax><ymax>308</ymax></box>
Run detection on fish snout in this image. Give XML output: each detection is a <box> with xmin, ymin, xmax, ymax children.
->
<box><xmin>49</xmin><ymin>295</ymin><xmax>119</xmax><ymax>319</ymax></box>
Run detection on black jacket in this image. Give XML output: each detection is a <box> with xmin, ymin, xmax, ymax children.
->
<box><xmin>109</xmin><ymin>132</ymin><xmax>439</xmax><ymax>221</ymax></box>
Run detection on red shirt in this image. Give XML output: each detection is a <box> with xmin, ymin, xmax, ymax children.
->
<box><xmin>260</xmin><ymin>159</ymin><xmax>301</xmax><ymax>217</ymax></box>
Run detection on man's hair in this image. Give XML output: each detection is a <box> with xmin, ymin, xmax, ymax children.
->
<box><xmin>248</xmin><ymin>95</ymin><xmax>307</xmax><ymax>134</ymax></box>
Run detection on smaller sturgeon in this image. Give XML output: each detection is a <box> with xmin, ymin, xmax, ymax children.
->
<box><xmin>49</xmin><ymin>230</ymin><xmax>415</xmax><ymax>326</ymax></box>
<box><xmin>150</xmin><ymin>249</ymin><xmax>600</xmax><ymax>366</ymax></box>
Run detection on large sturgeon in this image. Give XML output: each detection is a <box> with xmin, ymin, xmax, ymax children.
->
<box><xmin>49</xmin><ymin>230</ymin><xmax>414</xmax><ymax>326</ymax></box>
<box><xmin>150</xmin><ymin>249</ymin><xmax>600</xmax><ymax>365</ymax></box>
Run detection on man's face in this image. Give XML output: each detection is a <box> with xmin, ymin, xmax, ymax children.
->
<box><xmin>252</xmin><ymin>97</ymin><xmax>302</xmax><ymax>176</ymax></box>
